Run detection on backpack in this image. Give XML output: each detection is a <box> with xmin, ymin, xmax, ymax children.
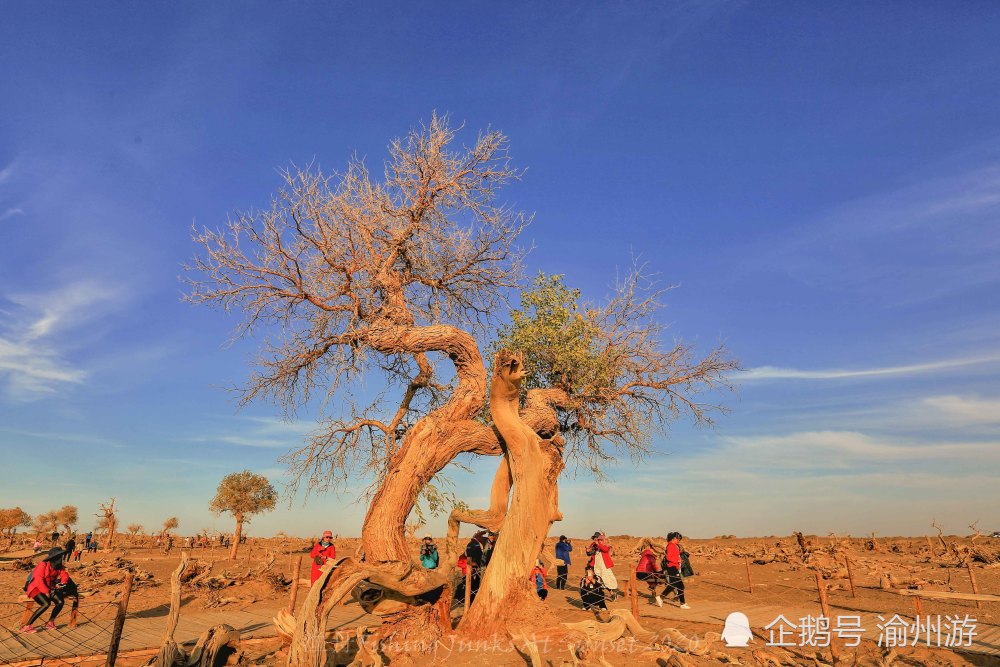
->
<box><xmin>680</xmin><ymin>551</ymin><xmax>694</xmax><ymax>577</ymax></box>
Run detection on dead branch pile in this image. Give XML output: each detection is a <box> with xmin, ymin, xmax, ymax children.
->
<box><xmin>75</xmin><ymin>556</ymin><xmax>158</xmax><ymax>589</ymax></box>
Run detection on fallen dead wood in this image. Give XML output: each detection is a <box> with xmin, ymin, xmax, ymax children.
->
<box><xmin>893</xmin><ymin>589</ymin><xmax>1000</xmax><ymax>602</ymax></box>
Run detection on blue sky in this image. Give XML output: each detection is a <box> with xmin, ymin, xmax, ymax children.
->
<box><xmin>1</xmin><ymin>2</ymin><xmax>998</xmax><ymax>540</ymax></box>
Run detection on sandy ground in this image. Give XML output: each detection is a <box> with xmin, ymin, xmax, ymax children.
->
<box><xmin>2</xmin><ymin>534</ymin><xmax>998</xmax><ymax>665</ymax></box>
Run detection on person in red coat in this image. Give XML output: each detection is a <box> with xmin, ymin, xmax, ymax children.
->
<box><xmin>22</xmin><ymin>547</ymin><xmax>67</xmax><ymax>633</ymax></box>
<box><xmin>635</xmin><ymin>539</ymin><xmax>663</xmax><ymax>606</ymax></box>
<box><xmin>664</xmin><ymin>532</ymin><xmax>689</xmax><ymax>609</ymax></box>
<box><xmin>310</xmin><ymin>530</ymin><xmax>337</xmax><ymax>584</ymax></box>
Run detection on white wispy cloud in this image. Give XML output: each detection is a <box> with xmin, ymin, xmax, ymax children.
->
<box><xmin>0</xmin><ymin>207</ymin><xmax>24</xmax><ymax>221</ymax></box>
<box><xmin>746</xmin><ymin>162</ymin><xmax>1000</xmax><ymax>303</ymax></box>
<box><xmin>0</xmin><ymin>427</ymin><xmax>124</xmax><ymax>448</ymax></box>
<box><xmin>191</xmin><ymin>415</ymin><xmax>316</xmax><ymax>449</ymax></box>
<box><xmin>0</xmin><ymin>280</ymin><xmax>125</xmax><ymax>398</ymax></box>
<box><xmin>917</xmin><ymin>395</ymin><xmax>1000</xmax><ymax>426</ymax></box>
<box><xmin>740</xmin><ymin>353</ymin><xmax>1000</xmax><ymax>381</ymax></box>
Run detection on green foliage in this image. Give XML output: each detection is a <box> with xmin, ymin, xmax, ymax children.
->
<box><xmin>495</xmin><ymin>272</ymin><xmax>614</xmax><ymax>395</ymax></box>
<box><xmin>210</xmin><ymin>470</ymin><xmax>278</xmax><ymax>521</ymax></box>
<box><xmin>411</xmin><ymin>471</ymin><xmax>469</xmax><ymax>526</ymax></box>
<box><xmin>494</xmin><ymin>270</ymin><xmax>738</xmax><ymax>478</ymax></box>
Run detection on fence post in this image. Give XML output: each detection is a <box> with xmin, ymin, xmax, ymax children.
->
<box><xmin>629</xmin><ymin>575</ymin><xmax>639</xmax><ymax>619</ymax></box>
<box><xmin>814</xmin><ymin>571</ymin><xmax>841</xmax><ymax>664</ymax></box>
<box><xmin>966</xmin><ymin>560</ymin><xmax>982</xmax><ymax>610</ymax></box>
<box><xmin>745</xmin><ymin>555</ymin><xmax>753</xmax><ymax>595</ymax></box>
<box><xmin>844</xmin><ymin>556</ymin><xmax>856</xmax><ymax>598</ymax></box>
<box><xmin>105</xmin><ymin>571</ymin><xmax>135</xmax><ymax>667</ymax></box>
<box><xmin>288</xmin><ymin>555</ymin><xmax>303</xmax><ymax>614</ymax></box>
<box><xmin>464</xmin><ymin>565</ymin><xmax>472</xmax><ymax>610</ymax></box>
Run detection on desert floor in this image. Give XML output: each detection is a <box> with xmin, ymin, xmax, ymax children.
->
<box><xmin>1</xmin><ymin>534</ymin><xmax>998</xmax><ymax>666</ymax></box>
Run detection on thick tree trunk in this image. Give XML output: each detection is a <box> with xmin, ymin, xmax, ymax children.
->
<box><xmin>460</xmin><ymin>351</ymin><xmax>564</xmax><ymax>637</ymax></box>
<box><xmin>362</xmin><ymin>418</ymin><xmax>501</xmax><ymax>562</ymax></box>
<box><xmin>361</xmin><ymin>325</ymin><xmax>495</xmax><ymax>564</ymax></box>
<box><xmin>230</xmin><ymin>515</ymin><xmax>243</xmax><ymax>560</ymax></box>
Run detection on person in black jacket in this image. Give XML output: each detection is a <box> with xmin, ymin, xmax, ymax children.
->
<box><xmin>63</xmin><ymin>535</ymin><xmax>76</xmax><ymax>565</ymax></box>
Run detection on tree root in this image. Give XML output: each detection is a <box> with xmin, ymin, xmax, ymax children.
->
<box><xmin>145</xmin><ymin>624</ymin><xmax>241</xmax><ymax>666</ymax></box>
<box><xmin>562</xmin><ymin>608</ymin><xmax>657</xmax><ymax>643</ymax></box>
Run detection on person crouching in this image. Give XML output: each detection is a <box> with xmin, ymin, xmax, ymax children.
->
<box><xmin>22</xmin><ymin>547</ymin><xmax>67</xmax><ymax>633</ymax></box>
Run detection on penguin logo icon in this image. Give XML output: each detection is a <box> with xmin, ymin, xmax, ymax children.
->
<box><xmin>721</xmin><ymin>612</ymin><xmax>752</xmax><ymax>647</ymax></box>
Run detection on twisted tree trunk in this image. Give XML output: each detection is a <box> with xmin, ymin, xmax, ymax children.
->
<box><xmin>460</xmin><ymin>351</ymin><xmax>564</xmax><ymax>637</ymax></box>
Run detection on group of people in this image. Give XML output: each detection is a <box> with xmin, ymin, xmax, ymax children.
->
<box><xmin>20</xmin><ymin>544</ymin><xmax>79</xmax><ymax>634</ymax></box>
<box><xmin>635</xmin><ymin>531</ymin><xmax>691</xmax><ymax>609</ymax></box>
<box><xmin>545</xmin><ymin>530</ymin><xmax>694</xmax><ymax>611</ymax></box>
<box><xmin>301</xmin><ymin>528</ymin><xmax>693</xmax><ymax>614</ymax></box>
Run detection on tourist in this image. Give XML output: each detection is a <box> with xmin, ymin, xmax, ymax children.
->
<box><xmin>21</xmin><ymin>547</ymin><xmax>67</xmax><ymax>633</ymax></box>
<box><xmin>554</xmin><ymin>535</ymin><xmax>572</xmax><ymax>590</ymax></box>
<box><xmin>664</xmin><ymin>532</ymin><xmax>690</xmax><ymax>609</ymax></box>
<box><xmin>579</xmin><ymin>566</ymin><xmax>607</xmax><ymax>611</ymax></box>
<box><xmin>587</xmin><ymin>532</ymin><xmax>618</xmax><ymax>599</ymax></box>
<box><xmin>482</xmin><ymin>530</ymin><xmax>498</xmax><ymax>566</ymax></box>
<box><xmin>635</xmin><ymin>538</ymin><xmax>663</xmax><ymax>606</ymax></box>
<box><xmin>465</xmin><ymin>530</ymin><xmax>493</xmax><ymax>600</ymax></box>
<box><xmin>85</xmin><ymin>531</ymin><xmax>93</xmax><ymax>550</ymax></box>
<box><xmin>63</xmin><ymin>534</ymin><xmax>76</xmax><ymax>566</ymax></box>
<box><xmin>419</xmin><ymin>535</ymin><xmax>439</xmax><ymax>569</ymax></box>
<box><xmin>310</xmin><ymin>530</ymin><xmax>337</xmax><ymax>584</ymax></box>
<box><xmin>32</xmin><ymin>539</ymin><xmax>42</xmax><ymax>553</ymax></box>
<box><xmin>530</xmin><ymin>559</ymin><xmax>548</xmax><ymax>600</ymax></box>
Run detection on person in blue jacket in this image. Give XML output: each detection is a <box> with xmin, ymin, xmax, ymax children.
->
<box><xmin>554</xmin><ymin>535</ymin><xmax>572</xmax><ymax>589</ymax></box>
<box><xmin>419</xmin><ymin>535</ymin><xmax>439</xmax><ymax>569</ymax></box>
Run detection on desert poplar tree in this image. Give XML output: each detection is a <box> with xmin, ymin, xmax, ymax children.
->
<box><xmin>189</xmin><ymin>115</ymin><xmax>736</xmax><ymax>643</ymax></box>
<box><xmin>0</xmin><ymin>507</ymin><xmax>31</xmax><ymax>549</ymax></box>
<box><xmin>209</xmin><ymin>470</ymin><xmax>278</xmax><ymax>560</ymax></box>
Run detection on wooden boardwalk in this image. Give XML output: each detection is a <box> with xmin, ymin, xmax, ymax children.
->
<box><xmin>2</xmin><ymin>591</ymin><xmax>997</xmax><ymax>663</ymax></box>
<box><xmin>0</xmin><ymin>600</ymin><xmax>379</xmax><ymax>663</ymax></box>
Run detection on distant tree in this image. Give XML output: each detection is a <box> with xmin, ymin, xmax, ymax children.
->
<box><xmin>0</xmin><ymin>507</ymin><xmax>31</xmax><ymax>549</ymax></box>
<box><xmin>126</xmin><ymin>523</ymin><xmax>143</xmax><ymax>544</ymax></box>
<box><xmin>56</xmin><ymin>505</ymin><xmax>78</xmax><ymax>536</ymax></box>
<box><xmin>32</xmin><ymin>510</ymin><xmax>59</xmax><ymax>540</ymax></box>
<box><xmin>162</xmin><ymin>517</ymin><xmax>179</xmax><ymax>538</ymax></box>
<box><xmin>210</xmin><ymin>470</ymin><xmax>277</xmax><ymax>560</ymax></box>
<box><xmin>96</xmin><ymin>499</ymin><xmax>118</xmax><ymax>550</ymax></box>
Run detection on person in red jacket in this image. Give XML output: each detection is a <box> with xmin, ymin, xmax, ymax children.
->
<box><xmin>310</xmin><ymin>530</ymin><xmax>337</xmax><ymax>584</ymax></box>
<box><xmin>21</xmin><ymin>547</ymin><xmax>67</xmax><ymax>633</ymax></box>
<box><xmin>664</xmin><ymin>532</ymin><xmax>689</xmax><ymax>609</ymax></box>
<box><xmin>529</xmin><ymin>560</ymin><xmax>549</xmax><ymax>601</ymax></box>
<box><xmin>586</xmin><ymin>532</ymin><xmax>618</xmax><ymax>598</ymax></box>
<box><xmin>635</xmin><ymin>538</ymin><xmax>664</xmax><ymax>606</ymax></box>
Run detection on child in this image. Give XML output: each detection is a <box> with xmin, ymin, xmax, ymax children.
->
<box><xmin>530</xmin><ymin>560</ymin><xmax>548</xmax><ymax>601</ymax></box>
<box><xmin>579</xmin><ymin>566</ymin><xmax>607</xmax><ymax>611</ymax></box>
